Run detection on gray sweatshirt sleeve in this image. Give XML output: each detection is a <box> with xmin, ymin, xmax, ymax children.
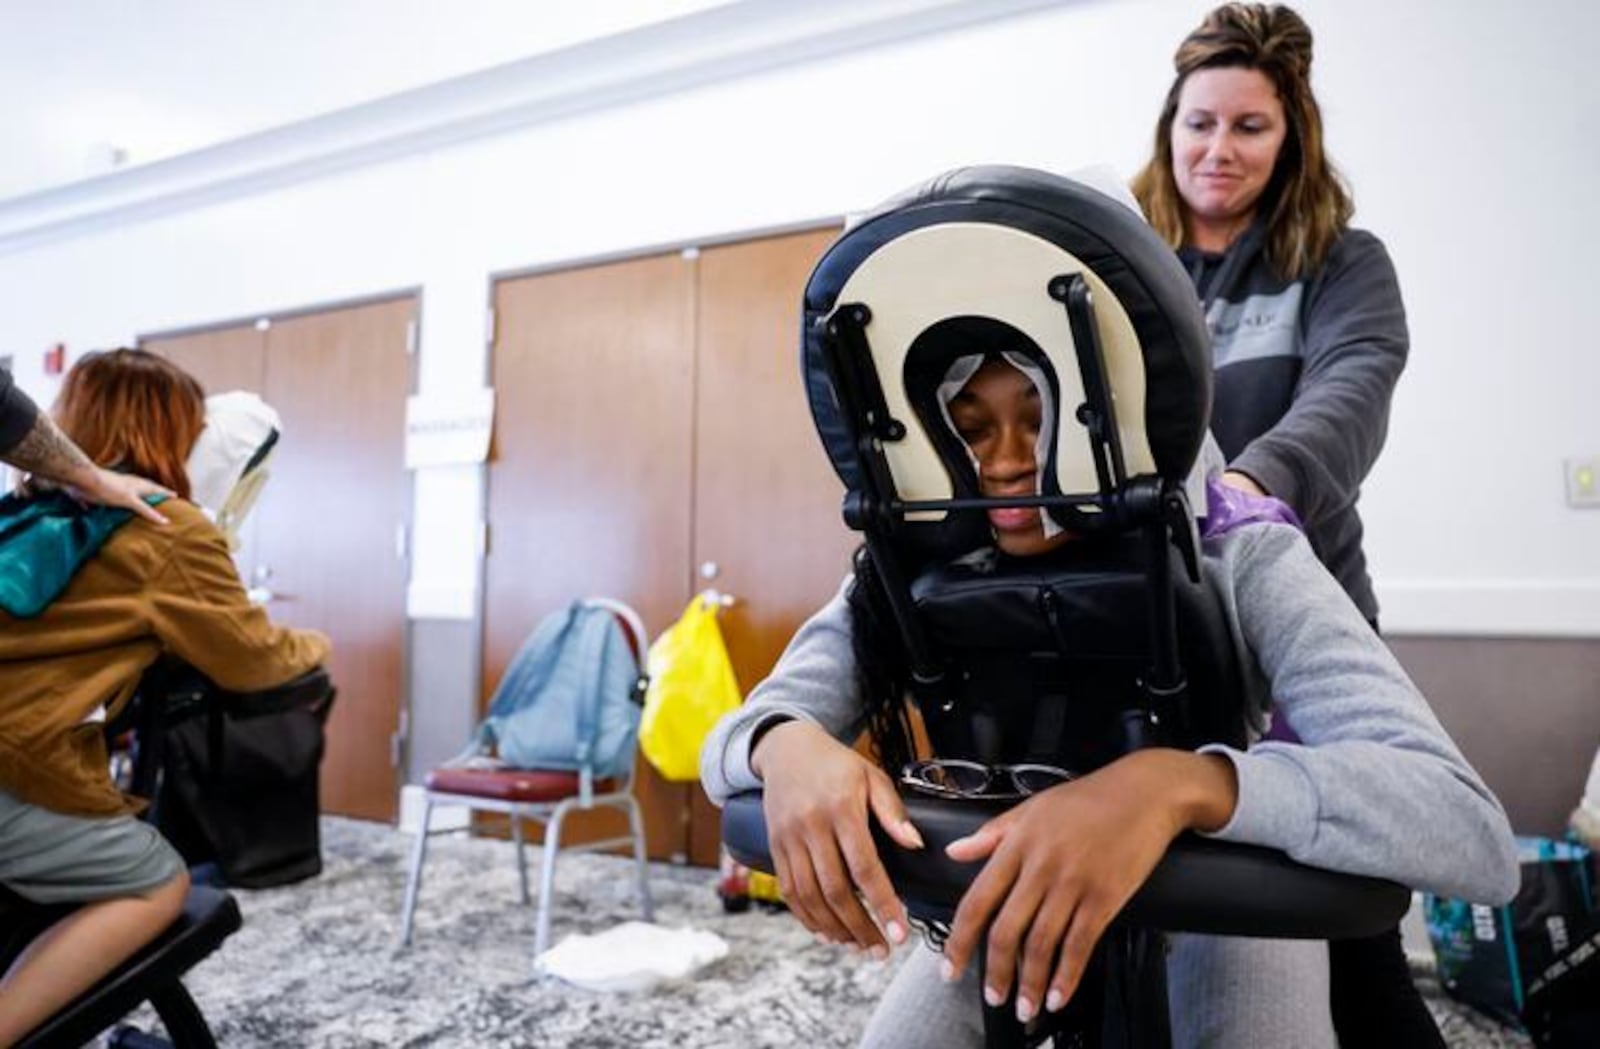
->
<box><xmin>699</xmin><ymin>576</ymin><xmax>864</xmax><ymax>805</ymax></box>
<box><xmin>1199</xmin><ymin>524</ymin><xmax>1519</xmax><ymax>904</ymax></box>
<box><xmin>1230</xmin><ymin>231</ymin><xmax>1408</xmax><ymax>529</ymax></box>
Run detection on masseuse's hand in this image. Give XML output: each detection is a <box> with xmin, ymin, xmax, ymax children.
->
<box><xmin>939</xmin><ymin>749</ymin><xmax>1238</xmax><ymax>1024</ymax></box>
<box><xmin>752</xmin><ymin>719</ymin><xmax>924</xmax><ymax>957</ymax></box>
<box><xmin>67</xmin><ymin>465</ymin><xmax>173</xmax><ymax>524</ymax></box>
<box><xmin>1221</xmin><ymin>469</ymin><xmax>1266</xmax><ymax>498</ymax></box>
<box><xmin>24</xmin><ymin>466</ymin><xmax>172</xmax><ymax>524</ymax></box>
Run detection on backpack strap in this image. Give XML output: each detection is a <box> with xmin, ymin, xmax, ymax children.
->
<box><xmin>570</xmin><ymin>606</ymin><xmax>621</xmax><ymax>775</ymax></box>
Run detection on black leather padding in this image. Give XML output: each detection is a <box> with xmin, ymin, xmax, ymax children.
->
<box><xmin>722</xmin><ymin>791</ymin><xmax>1410</xmax><ymax>941</ymax></box>
<box><xmin>154</xmin><ymin>666</ymin><xmax>336</xmax><ymax>889</ymax></box>
<box><xmin>803</xmin><ymin>165</ymin><xmax>1212</xmax><ymax>500</ymax></box>
<box><xmin>10</xmin><ymin>885</ymin><xmax>241</xmax><ymax>1049</ymax></box>
<box><xmin>906</xmin><ymin>538</ymin><xmax>1252</xmax><ymax>768</ymax></box>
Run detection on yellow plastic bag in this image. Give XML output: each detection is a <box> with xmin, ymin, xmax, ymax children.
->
<box><xmin>639</xmin><ymin>595</ymin><xmax>742</xmax><ymax>781</ymax></box>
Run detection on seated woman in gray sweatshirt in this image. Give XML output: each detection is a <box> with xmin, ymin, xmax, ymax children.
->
<box><xmin>700</xmin><ymin>352</ymin><xmax>1517</xmax><ymax>1048</ymax></box>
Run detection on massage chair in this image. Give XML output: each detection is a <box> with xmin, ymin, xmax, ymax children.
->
<box><xmin>720</xmin><ymin>166</ymin><xmax>1409</xmax><ymax>1048</ymax></box>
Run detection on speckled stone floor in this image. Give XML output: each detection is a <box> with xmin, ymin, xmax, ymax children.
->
<box><xmin>108</xmin><ymin>817</ymin><xmax>1528</xmax><ymax>1047</ymax></box>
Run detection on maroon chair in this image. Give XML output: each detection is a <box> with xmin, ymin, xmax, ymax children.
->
<box><xmin>397</xmin><ymin>597</ymin><xmax>654</xmax><ymax>962</ymax></box>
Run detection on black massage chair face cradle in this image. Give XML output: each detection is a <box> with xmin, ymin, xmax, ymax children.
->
<box><xmin>720</xmin><ymin>166</ymin><xmax>1409</xmax><ymax>1048</ymax></box>
<box><xmin>805</xmin><ymin>165</ymin><xmax>1240</xmax><ymax>772</ymax></box>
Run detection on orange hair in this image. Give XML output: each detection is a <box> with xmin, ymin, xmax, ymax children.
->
<box><xmin>53</xmin><ymin>348</ymin><xmax>206</xmax><ymax>499</ymax></box>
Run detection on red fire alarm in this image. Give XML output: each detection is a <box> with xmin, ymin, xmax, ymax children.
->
<box><xmin>43</xmin><ymin>343</ymin><xmax>65</xmax><ymax>376</ymax></box>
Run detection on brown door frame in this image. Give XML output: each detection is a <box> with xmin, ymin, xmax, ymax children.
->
<box><xmin>486</xmin><ymin>216</ymin><xmax>844</xmax><ymax>287</ymax></box>
<box><xmin>140</xmin><ymin>286</ymin><xmax>424</xmax><ymax>347</ymax></box>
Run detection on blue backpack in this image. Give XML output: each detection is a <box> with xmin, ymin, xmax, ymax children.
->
<box><xmin>464</xmin><ymin>602</ymin><xmax>644</xmax><ymax>780</ymax></box>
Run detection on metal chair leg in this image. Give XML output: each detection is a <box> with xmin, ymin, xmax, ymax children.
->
<box><xmin>626</xmin><ymin>796</ymin><xmax>655</xmax><ymax>922</ymax></box>
<box><xmin>510</xmin><ymin>807</ymin><xmax>531</xmax><ymax>906</ymax></box>
<box><xmin>534</xmin><ymin>799</ymin><xmax>576</xmax><ymax>963</ymax></box>
<box><xmin>399</xmin><ymin>796</ymin><xmax>434</xmax><ymax>947</ymax></box>
<box><xmin>148</xmin><ymin>981</ymin><xmax>219</xmax><ymax>1049</ymax></box>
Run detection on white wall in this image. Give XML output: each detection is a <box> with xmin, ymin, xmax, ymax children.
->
<box><xmin>0</xmin><ymin>0</ymin><xmax>1595</xmax><ymax>636</ymax></box>
<box><xmin>0</xmin><ymin>0</ymin><xmax>727</xmax><ymax>199</ymax></box>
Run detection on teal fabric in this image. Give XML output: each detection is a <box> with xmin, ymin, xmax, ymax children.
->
<box><xmin>0</xmin><ymin>490</ymin><xmax>167</xmax><ymax>619</ymax></box>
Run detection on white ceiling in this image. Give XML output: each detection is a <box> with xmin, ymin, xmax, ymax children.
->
<box><xmin>0</xmin><ymin>0</ymin><xmax>728</xmax><ymax>202</ymax></box>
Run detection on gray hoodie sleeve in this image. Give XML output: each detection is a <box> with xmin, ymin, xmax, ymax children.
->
<box><xmin>699</xmin><ymin>576</ymin><xmax>863</xmax><ymax>805</ymax></box>
<box><xmin>1230</xmin><ymin>231</ymin><xmax>1408</xmax><ymax>529</ymax></box>
<box><xmin>1199</xmin><ymin>523</ymin><xmax>1519</xmax><ymax>904</ymax></box>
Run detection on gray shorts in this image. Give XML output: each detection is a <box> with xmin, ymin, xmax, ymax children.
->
<box><xmin>0</xmin><ymin>789</ymin><xmax>185</xmax><ymax>905</ymax></box>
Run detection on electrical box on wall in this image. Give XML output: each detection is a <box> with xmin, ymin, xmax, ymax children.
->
<box><xmin>1566</xmin><ymin>458</ymin><xmax>1600</xmax><ymax>509</ymax></box>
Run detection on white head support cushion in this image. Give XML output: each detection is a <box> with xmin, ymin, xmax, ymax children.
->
<box><xmin>186</xmin><ymin>391</ymin><xmax>280</xmax><ymax>551</ymax></box>
<box><xmin>834</xmin><ymin>219</ymin><xmax>1158</xmax><ymax>520</ymax></box>
<box><xmin>802</xmin><ymin>165</ymin><xmax>1216</xmax><ymax>558</ymax></box>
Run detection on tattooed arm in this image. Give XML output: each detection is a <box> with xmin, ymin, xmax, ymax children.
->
<box><xmin>2</xmin><ymin>377</ymin><xmax>171</xmax><ymax>524</ymax></box>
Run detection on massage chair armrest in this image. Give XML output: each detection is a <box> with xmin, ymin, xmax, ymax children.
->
<box><xmin>722</xmin><ymin>790</ymin><xmax>1409</xmax><ymax>941</ymax></box>
<box><xmin>121</xmin><ymin>661</ymin><xmax>336</xmax><ymax>729</ymax></box>
<box><xmin>218</xmin><ymin>666</ymin><xmax>336</xmax><ymax>721</ymax></box>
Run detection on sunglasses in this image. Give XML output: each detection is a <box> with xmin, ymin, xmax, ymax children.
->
<box><xmin>900</xmin><ymin>758</ymin><xmax>1075</xmax><ymax>801</ymax></box>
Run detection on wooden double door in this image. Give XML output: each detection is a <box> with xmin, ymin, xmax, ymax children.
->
<box><xmin>488</xmin><ymin>228</ymin><xmax>857</xmax><ymax>865</ymax></box>
<box><xmin>144</xmin><ymin>296</ymin><xmax>414</xmax><ymax>823</ymax></box>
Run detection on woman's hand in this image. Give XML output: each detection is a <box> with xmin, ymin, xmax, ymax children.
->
<box><xmin>1221</xmin><ymin>469</ymin><xmax>1266</xmax><ymax>498</ymax></box>
<box><xmin>67</xmin><ymin>465</ymin><xmax>173</xmax><ymax>525</ymax></box>
<box><xmin>752</xmin><ymin>719</ymin><xmax>924</xmax><ymax>956</ymax></box>
<box><xmin>939</xmin><ymin>749</ymin><xmax>1237</xmax><ymax>1023</ymax></box>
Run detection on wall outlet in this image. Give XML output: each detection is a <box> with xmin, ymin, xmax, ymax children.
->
<box><xmin>1566</xmin><ymin>457</ymin><xmax>1600</xmax><ymax>508</ymax></box>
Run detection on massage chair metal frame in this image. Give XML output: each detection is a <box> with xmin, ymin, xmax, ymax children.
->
<box><xmin>720</xmin><ymin>166</ymin><xmax>1409</xmax><ymax>1048</ymax></box>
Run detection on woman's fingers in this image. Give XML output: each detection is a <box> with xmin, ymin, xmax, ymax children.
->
<box><xmin>1015</xmin><ymin>885</ymin><xmax>1076</xmax><ymax>1021</ymax></box>
<box><xmin>939</xmin><ymin>837</ymin><xmax>1021</xmax><ymax>984</ymax></box>
<box><xmin>837</xmin><ymin>802</ymin><xmax>909</xmax><ymax>947</ymax></box>
<box><xmin>944</xmin><ymin>807</ymin><xmax>1016</xmax><ymax>863</ymax></box>
<box><xmin>807</xmin><ymin>832</ymin><xmax>889</xmax><ymax>953</ymax></box>
<box><xmin>770</xmin><ymin>839</ymin><xmax>817</xmax><ymax>935</ymax></box>
<box><xmin>773</xmin><ymin>837</ymin><xmax>851</xmax><ymax>944</ymax></box>
<box><xmin>866</xmin><ymin>767</ymin><xmax>924</xmax><ymax>852</ymax></box>
<box><xmin>857</xmin><ymin>768</ymin><xmax>919</xmax><ymax>945</ymax></box>
<box><xmin>1047</xmin><ymin>898</ymin><xmax>1113</xmax><ymax>1013</ymax></box>
<box><xmin>972</xmin><ymin>875</ymin><xmax>1046</xmax><ymax>1015</ymax></box>
<box><xmin>81</xmin><ymin>468</ymin><xmax>173</xmax><ymax>524</ymax></box>
<box><xmin>771</xmin><ymin>808</ymin><xmax>896</xmax><ymax>951</ymax></box>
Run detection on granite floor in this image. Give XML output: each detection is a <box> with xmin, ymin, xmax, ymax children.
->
<box><xmin>107</xmin><ymin>817</ymin><xmax>1528</xmax><ymax>1048</ymax></box>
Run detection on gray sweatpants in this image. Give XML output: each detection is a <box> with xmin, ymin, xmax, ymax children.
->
<box><xmin>858</xmin><ymin>933</ymin><xmax>1336</xmax><ymax>1048</ymax></box>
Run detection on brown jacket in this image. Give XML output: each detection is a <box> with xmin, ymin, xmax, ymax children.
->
<box><xmin>0</xmin><ymin>498</ymin><xmax>329</xmax><ymax>817</ymax></box>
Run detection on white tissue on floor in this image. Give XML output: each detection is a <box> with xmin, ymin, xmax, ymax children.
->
<box><xmin>536</xmin><ymin>921</ymin><xmax>729</xmax><ymax>991</ymax></box>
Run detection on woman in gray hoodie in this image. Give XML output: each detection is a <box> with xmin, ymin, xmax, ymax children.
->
<box><xmin>1131</xmin><ymin>5</ymin><xmax>1422</xmax><ymax>1042</ymax></box>
<box><xmin>702</xmin><ymin>352</ymin><xmax>1513</xmax><ymax>1047</ymax></box>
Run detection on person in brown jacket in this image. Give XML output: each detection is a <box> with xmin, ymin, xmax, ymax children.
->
<box><xmin>0</xmin><ymin>349</ymin><xmax>329</xmax><ymax>1048</ymax></box>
